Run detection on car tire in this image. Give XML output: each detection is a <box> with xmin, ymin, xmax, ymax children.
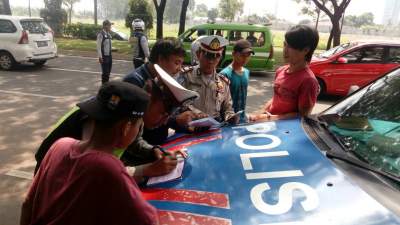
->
<box><xmin>0</xmin><ymin>52</ymin><xmax>16</xmax><ymax>70</ymax></box>
<box><xmin>34</xmin><ymin>60</ymin><xmax>47</xmax><ymax>67</ymax></box>
<box><xmin>317</xmin><ymin>78</ymin><xmax>326</xmax><ymax>96</ymax></box>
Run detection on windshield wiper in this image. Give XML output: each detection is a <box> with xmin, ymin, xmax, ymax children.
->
<box><xmin>306</xmin><ymin>116</ymin><xmax>400</xmax><ymax>183</ymax></box>
<box><xmin>326</xmin><ymin>150</ymin><xmax>400</xmax><ymax>183</ymax></box>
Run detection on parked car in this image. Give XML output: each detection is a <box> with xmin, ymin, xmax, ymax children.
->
<box><xmin>142</xmin><ymin>68</ymin><xmax>400</xmax><ymax>224</ymax></box>
<box><xmin>178</xmin><ymin>23</ymin><xmax>275</xmax><ymax>71</ymax></box>
<box><xmin>0</xmin><ymin>15</ymin><xmax>57</xmax><ymax>70</ymax></box>
<box><xmin>310</xmin><ymin>41</ymin><xmax>400</xmax><ymax>96</ymax></box>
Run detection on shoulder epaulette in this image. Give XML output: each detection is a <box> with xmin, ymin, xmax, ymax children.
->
<box><xmin>218</xmin><ymin>73</ymin><xmax>230</xmax><ymax>85</ymax></box>
<box><xmin>181</xmin><ymin>66</ymin><xmax>194</xmax><ymax>74</ymax></box>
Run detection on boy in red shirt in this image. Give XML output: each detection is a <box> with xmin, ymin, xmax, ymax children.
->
<box><xmin>249</xmin><ymin>25</ymin><xmax>319</xmax><ymax>121</ymax></box>
<box><xmin>21</xmin><ymin>81</ymin><xmax>158</xmax><ymax>225</ymax></box>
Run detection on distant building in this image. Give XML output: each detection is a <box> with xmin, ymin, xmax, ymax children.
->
<box><xmin>382</xmin><ymin>0</ymin><xmax>400</xmax><ymax>25</ymax></box>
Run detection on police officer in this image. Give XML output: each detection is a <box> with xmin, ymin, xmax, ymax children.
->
<box><xmin>190</xmin><ymin>29</ymin><xmax>207</xmax><ymax>65</ymax></box>
<box><xmin>96</xmin><ymin>20</ymin><xmax>113</xmax><ymax>84</ymax></box>
<box><xmin>130</xmin><ymin>19</ymin><xmax>150</xmax><ymax>68</ymax></box>
<box><xmin>181</xmin><ymin>35</ymin><xmax>238</xmax><ymax>124</ymax></box>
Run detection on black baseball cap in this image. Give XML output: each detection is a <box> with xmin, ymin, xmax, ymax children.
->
<box><xmin>77</xmin><ymin>81</ymin><xmax>149</xmax><ymax>121</ymax></box>
<box><xmin>233</xmin><ymin>40</ymin><xmax>255</xmax><ymax>55</ymax></box>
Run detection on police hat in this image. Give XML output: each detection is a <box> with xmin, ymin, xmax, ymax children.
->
<box><xmin>77</xmin><ymin>81</ymin><xmax>149</xmax><ymax>121</ymax></box>
<box><xmin>199</xmin><ymin>35</ymin><xmax>228</xmax><ymax>54</ymax></box>
<box><xmin>153</xmin><ymin>64</ymin><xmax>198</xmax><ymax>106</ymax></box>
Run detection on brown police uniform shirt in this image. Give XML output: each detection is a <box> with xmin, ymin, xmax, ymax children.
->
<box><xmin>181</xmin><ymin>65</ymin><xmax>235</xmax><ymax>121</ymax></box>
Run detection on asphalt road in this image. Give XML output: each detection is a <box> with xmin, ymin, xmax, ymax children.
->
<box><xmin>0</xmin><ymin>55</ymin><xmax>341</xmax><ymax>225</ymax></box>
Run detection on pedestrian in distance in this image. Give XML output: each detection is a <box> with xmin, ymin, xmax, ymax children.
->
<box><xmin>96</xmin><ymin>20</ymin><xmax>113</xmax><ymax>84</ymax></box>
<box><xmin>130</xmin><ymin>18</ymin><xmax>150</xmax><ymax>69</ymax></box>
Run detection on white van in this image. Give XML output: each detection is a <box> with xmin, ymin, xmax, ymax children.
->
<box><xmin>0</xmin><ymin>16</ymin><xmax>57</xmax><ymax>70</ymax></box>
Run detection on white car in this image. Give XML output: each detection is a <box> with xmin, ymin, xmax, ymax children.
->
<box><xmin>0</xmin><ymin>15</ymin><xmax>57</xmax><ymax>70</ymax></box>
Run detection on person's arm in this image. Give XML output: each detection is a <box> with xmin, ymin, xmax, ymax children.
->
<box><xmin>96</xmin><ymin>32</ymin><xmax>103</xmax><ymax>63</ymax></box>
<box><xmin>140</xmin><ymin>36</ymin><xmax>150</xmax><ymax>60</ymax></box>
<box><xmin>297</xmin><ymin>77</ymin><xmax>319</xmax><ymax>117</ymax></box>
<box><xmin>222</xmin><ymin>83</ymin><xmax>237</xmax><ymax>124</ymax></box>
<box><xmin>20</xmin><ymin>197</ymin><xmax>33</xmax><ymax>225</ymax></box>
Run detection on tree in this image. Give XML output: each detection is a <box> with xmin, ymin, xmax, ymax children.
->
<box><xmin>126</xmin><ymin>0</ymin><xmax>153</xmax><ymax>34</ymax></box>
<box><xmin>218</xmin><ymin>0</ymin><xmax>243</xmax><ymax>22</ymax></box>
<box><xmin>42</xmin><ymin>0</ymin><xmax>67</xmax><ymax>35</ymax></box>
<box><xmin>311</xmin><ymin>0</ymin><xmax>352</xmax><ymax>49</ymax></box>
<box><xmin>294</xmin><ymin>0</ymin><xmax>328</xmax><ymax>29</ymax></box>
<box><xmin>63</xmin><ymin>0</ymin><xmax>80</xmax><ymax>24</ymax></box>
<box><xmin>207</xmin><ymin>8</ymin><xmax>218</xmax><ymax>23</ymax></box>
<box><xmin>153</xmin><ymin>0</ymin><xmax>167</xmax><ymax>39</ymax></box>
<box><xmin>0</xmin><ymin>0</ymin><xmax>12</xmax><ymax>15</ymax></box>
<box><xmin>195</xmin><ymin>3</ymin><xmax>207</xmax><ymax>17</ymax></box>
<box><xmin>178</xmin><ymin>0</ymin><xmax>190</xmax><ymax>35</ymax></box>
<box><xmin>94</xmin><ymin>0</ymin><xmax>98</xmax><ymax>25</ymax></box>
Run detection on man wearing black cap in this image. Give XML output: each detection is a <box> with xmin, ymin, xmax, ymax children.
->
<box><xmin>33</xmin><ymin>66</ymin><xmax>197</xmax><ymax>182</ymax></box>
<box><xmin>97</xmin><ymin>20</ymin><xmax>113</xmax><ymax>84</ymax></box>
<box><xmin>220</xmin><ymin>40</ymin><xmax>254</xmax><ymax>123</ymax></box>
<box><xmin>21</xmin><ymin>81</ymin><xmax>158</xmax><ymax>225</ymax></box>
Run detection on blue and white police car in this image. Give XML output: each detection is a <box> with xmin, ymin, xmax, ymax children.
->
<box><xmin>142</xmin><ymin>68</ymin><xmax>400</xmax><ymax>225</ymax></box>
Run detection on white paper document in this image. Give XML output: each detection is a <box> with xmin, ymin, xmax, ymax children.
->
<box><xmin>188</xmin><ymin>117</ymin><xmax>221</xmax><ymax>128</ymax></box>
<box><xmin>147</xmin><ymin>159</ymin><xmax>185</xmax><ymax>185</ymax></box>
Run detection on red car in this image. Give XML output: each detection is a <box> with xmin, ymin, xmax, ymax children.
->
<box><xmin>309</xmin><ymin>41</ymin><xmax>400</xmax><ymax>96</ymax></box>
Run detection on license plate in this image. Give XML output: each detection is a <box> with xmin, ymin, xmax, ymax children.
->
<box><xmin>37</xmin><ymin>41</ymin><xmax>48</xmax><ymax>47</ymax></box>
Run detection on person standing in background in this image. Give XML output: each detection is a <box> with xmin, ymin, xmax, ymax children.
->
<box><xmin>130</xmin><ymin>19</ymin><xmax>150</xmax><ymax>68</ymax></box>
<box><xmin>96</xmin><ymin>20</ymin><xmax>113</xmax><ymax>84</ymax></box>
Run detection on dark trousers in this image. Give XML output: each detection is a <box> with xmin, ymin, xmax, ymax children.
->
<box><xmin>101</xmin><ymin>56</ymin><xmax>112</xmax><ymax>84</ymax></box>
<box><xmin>133</xmin><ymin>58</ymin><xmax>144</xmax><ymax>69</ymax></box>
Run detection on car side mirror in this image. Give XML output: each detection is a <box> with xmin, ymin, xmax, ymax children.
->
<box><xmin>347</xmin><ymin>85</ymin><xmax>360</xmax><ymax>95</ymax></box>
<box><xmin>336</xmin><ymin>57</ymin><xmax>348</xmax><ymax>64</ymax></box>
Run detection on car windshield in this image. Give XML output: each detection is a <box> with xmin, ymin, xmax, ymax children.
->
<box><xmin>320</xmin><ymin>69</ymin><xmax>400</xmax><ymax>177</ymax></box>
<box><xmin>319</xmin><ymin>42</ymin><xmax>354</xmax><ymax>58</ymax></box>
<box><xmin>20</xmin><ymin>20</ymin><xmax>49</xmax><ymax>34</ymax></box>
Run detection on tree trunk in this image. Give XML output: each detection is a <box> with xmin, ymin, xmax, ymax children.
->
<box><xmin>327</xmin><ymin>29</ymin><xmax>333</xmax><ymax>50</ymax></box>
<box><xmin>331</xmin><ymin>16</ymin><xmax>341</xmax><ymax>47</ymax></box>
<box><xmin>94</xmin><ymin>0</ymin><xmax>98</xmax><ymax>25</ymax></box>
<box><xmin>1</xmin><ymin>0</ymin><xmax>12</xmax><ymax>15</ymax></box>
<box><xmin>153</xmin><ymin>0</ymin><xmax>167</xmax><ymax>39</ymax></box>
<box><xmin>178</xmin><ymin>0</ymin><xmax>189</xmax><ymax>35</ymax></box>
<box><xmin>315</xmin><ymin>10</ymin><xmax>320</xmax><ymax>30</ymax></box>
<box><xmin>69</xmin><ymin>6</ymin><xmax>72</xmax><ymax>24</ymax></box>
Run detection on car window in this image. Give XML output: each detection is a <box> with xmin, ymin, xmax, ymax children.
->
<box><xmin>228</xmin><ymin>31</ymin><xmax>244</xmax><ymax>44</ymax></box>
<box><xmin>0</xmin><ymin>20</ymin><xmax>16</xmax><ymax>33</ymax></box>
<box><xmin>343</xmin><ymin>47</ymin><xmax>385</xmax><ymax>63</ymax></box>
<box><xmin>388</xmin><ymin>47</ymin><xmax>400</xmax><ymax>63</ymax></box>
<box><xmin>319</xmin><ymin>42</ymin><xmax>354</xmax><ymax>58</ymax></box>
<box><xmin>323</xmin><ymin>69</ymin><xmax>400</xmax><ymax>177</ymax></box>
<box><xmin>243</xmin><ymin>31</ymin><xmax>264</xmax><ymax>47</ymax></box>
<box><xmin>20</xmin><ymin>20</ymin><xmax>49</xmax><ymax>34</ymax></box>
<box><xmin>183</xmin><ymin>29</ymin><xmax>205</xmax><ymax>43</ymax></box>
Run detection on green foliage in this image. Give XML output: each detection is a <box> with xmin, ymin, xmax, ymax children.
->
<box><xmin>218</xmin><ymin>0</ymin><xmax>243</xmax><ymax>22</ymax></box>
<box><xmin>125</xmin><ymin>0</ymin><xmax>153</xmax><ymax>33</ymax></box>
<box><xmin>64</xmin><ymin>23</ymin><xmax>102</xmax><ymax>40</ymax></box>
<box><xmin>40</xmin><ymin>7</ymin><xmax>68</xmax><ymax>35</ymax></box>
<box><xmin>345</xmin><ymin>12</ymin><xmax>374</xmax><ymax>28</ymax></box>
<box><xmin>165</xmin><ymin>0</ymin><xmax>182</xmax><ymax>23</ymax></box>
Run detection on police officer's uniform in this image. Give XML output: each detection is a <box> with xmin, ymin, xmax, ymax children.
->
<box><xmin>96</xmin><ymin>20</ymin><xmax>113</xmax><ymax>84</ymax></box>
<box><xmin>181</xmin><ymin>35</ymin><xmax>235</xmax><ymax>122</ymax></box>
<box><xmin>130</xmin><ymin>19</ymin><xmax>150</xmax><ymax>68</ymax></box>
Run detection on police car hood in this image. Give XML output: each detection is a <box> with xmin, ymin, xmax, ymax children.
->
<box><xmin>142</xmin><ymin>118</ymin><xmax>400</xmax><ymax>225</ymax></box>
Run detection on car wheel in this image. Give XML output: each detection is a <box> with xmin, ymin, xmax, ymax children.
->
<box><xmin>317</xmin><ymin>78</ymin><xmax>326</xmax><ymax>96</ymax></box>
<box><xmin>34</xmin><ymin>60</ymin><xmax>47</xmax><ymax>67</ymax></box>
<box><xmin>0</xmin><ymin>52</ymin><xmax>16</xmax><ymax>70</ymax></box>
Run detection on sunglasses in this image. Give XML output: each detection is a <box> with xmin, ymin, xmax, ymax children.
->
<box><xmin>202</xmin><ymin>50</ymin><xmax>222</xmax><ymax>60</ymax></box>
